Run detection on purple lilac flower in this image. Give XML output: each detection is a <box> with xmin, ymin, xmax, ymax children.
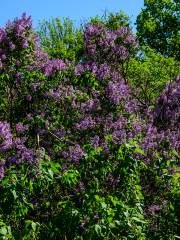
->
<box><xmin>1</xmin><ymin>54</ymin><xmax>6</xmax><ymax>60</ymax></box>
<box><xmin>106</xmin><ymin>81</ymin><xmax>129</xmax><ymax>105</ymax></box>
<box><xmin>7</xmin><ymin>156</ymin><xmax>17</xmax><ymax>165</ymax></box>
<box><xmin>148</xmin><ymin>205</ymin><xmax>161</xmax><ymax>214</ymax></box>
<box><xmin>26</xmin><ymin>113</ymin><xmax>33</xmax><ymax>121</ymax></box>
<box><xmin>100</xmin><ymin>140</ymin><xmax>109</xmax><ymax>154</ymax></box>
<box><xmin>8</xmin><ymin>42</ymin><xmax>16</xmax><ymax>50</ymax></box>
<box><xmin>0</xmin><ymin>28</ymin><xmax>7</xmax><ymax>43</ymax></box>
<box><xmin>16</xmin><ymin>144</ymin><xmax>37</xmax><ymax>164</ymax></box>
<box><xmin>47</xmin><ymin>84</ymin><xmax>76</xmax><ymax>101</ymax></box>
<box><xmin>31</xmin><ymin>82</ymin><xmax>41</xmax><ymax>92</ymax></box>
<box><xmin>22</xmin><ymin>39</ymin><xmax>28</xmax><ymax>49</ymax></box>
<box><xmin>16</xmin><ymin>123</ymin><xmax>29</xmax><ymax>133</ymax></box>
<box><xmin>124</xmin><ymin>34</ymin><xmax>137</xmax><ymax>46</ymax></box>
<box><xmin>74</xmin><ymin>64</ymin><xmax>85</xmax><ymax>76</ymax></box>
<box><xmin>16</xmin><ymin>60</ymin><xmax>21</xmax><ymax>66</ymax></box>
<box><xmin>43</xmin><ymin>59</ymin><xmax>66</xmax><ymax>77</ymax></box>
<box><xmin>26</xmin><ymin>95</ymin><xmax>32</xmax><ymax>101</ymax></box>
<box><xmin>69</xmin><ymin>144</ymin><xmax>85</xmax><ymax>163</ymax></box>
<box><xmin>154</xmin><ymin>76</ymin><xmax>180</xmax><ymax>131</ymax></box>
<box><xmin>6</xmin><ymin>13</ymin><xmax>32</xmax><ymax>38</ymax></box>
<box><xmin>96</xmin><ymin>63</ymin><xmax>111</xmax><ymax>80</ymax></box>
<box><xmin>115</xmin><ymin>26</ymin><xmax>129</xmax><ymax>36</ymax></box>
<box><xmin>75</xmin><ymin>116</ymin><xmax>96</xmax><ymax>130</ymax></box>
<box><xmin>0</xmin><ymin>121</ymin><xmax>13</xmax><ymax>152</ymax></box>
<box><xmin>91</xmin><ymin>135</ymin><xmax>100</xmax><ymax>149</ymax></box>
<box><xmin>89</xmin><ymin>62</ymin><xmax>98</xmax><ymax>74</ymax></box>
<box><xmin>80</xmin><ymin>99</ymin><xmax>100</xmax><ymax>112</ymax></box>
<box><xmin>14</xmin><ymin>73</ymin><xmax>21</xmax><ymax>82</ymax></box>
<box><xmin>73</xmin><ymin>181</ymin><xmax>85</xmax><ymax>193</ymax></box>
<box><xmin>133</xmin><ymin>121</ymin><xmax>144</xmax><ymax>133</ymax></box>
<box><xmin>61</xmin><ymin>151</ymin><xmax>69</xmax><ymax>159</ymax></box>
<box><xmin>112</xmin><ymin>45</ymin><xmax>129</xmax><ymax>60</ymax></box>
<box><xmin>112</xmin><ymin>129</ymin><xmax>127</xmax><ymax>145</ymax></box>
<box><xmin>0</xmin><ymin>160</ymin><xmax>5</xmax><ymax>180</ymax></box>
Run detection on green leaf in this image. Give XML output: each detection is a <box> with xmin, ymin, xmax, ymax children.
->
<box><xmin>95</xmin><ymin>224</ymin><xmax>101</xmax><ymax>235</ymax></box>
<box><xmin>12</xmin><ymin>190</ymin><xmax>18</xmax><ymax>200</ymax></box>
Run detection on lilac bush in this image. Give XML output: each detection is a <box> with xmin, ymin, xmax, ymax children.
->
<box><xmin>0</xmin><ymin>14</ymin><xmax>179</xmax><ymax>240</ymax></box>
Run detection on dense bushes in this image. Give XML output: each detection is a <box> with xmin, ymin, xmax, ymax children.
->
<box><xmin>0</xmin><ymin>13</ymin><xmax>179</xmax><ymax>239</ymax></box>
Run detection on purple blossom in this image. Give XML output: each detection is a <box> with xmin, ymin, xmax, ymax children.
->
<box><xmin>96</xmin><ymin>63</ymin><xmax>111</xmax><ymax>80</ymax></box>
<box><xmin>9</xmin><ymin>42</ymin><xmax>15</xmax><ymax>50</ymax></box>
<box><xmin>26</xmin><ymin>113</ymin><xmax>33</xmax><ymax>121</ymax></box>
<box><xmin>148</xmin><ymin>205</ymin><xmax>161</xmax><ymax>214</ymax></box>
<box><xmin>31</xmin><ymin>82</ymin><xmax>41</xmax><ymax>92</ymax></box>
<box><xmin>115</xmin><ymin>26</ymin><xmax>129</xmax><ymax>36</ymax></box>
<box><xmin>22</xmin><ymin>39</ymin><xmax>28</xmax><ymax>49</ymax></box>
<box><xmin>106</xmin><ymin>81</ymin><xmax>129</xmax><ymax>105</ymax></box>
<box><xmin>112</xmin><ymin>129</ymin><xmax>127</xmax><ymax>144</ymax></box>
<box><xmin>80</xmin><ymin>99</ymin><xmax>100</xmax><ymax>112</ymax></box>
<box><xmin>42</xmin><ymin>59</ymin><xmax>66</xmax><ymax>77</ymax></box>
<box><xmin>1</xmin><ymin>54</ymin><xmax>6</xmax><ymax>60</ymax></box>
<box><xmin>16</xmin><ymin>144</ymin><xmax>37</xmax><ymax>164</ymax></box>
<box><xmin>6</xmin><ymin>13</ymin><xmax>32</xmax><ymax>38</ymax></box>
<box><xmin>100</xmin><ymin>140</ymin><xmax>109</xmax><ymax>154</ymax></box>
<box><xmin>26</xmin><ymin>95</ymin><xmax>32</xmax><ymax>101</ymax></box>
<box><xmin>16</xmin><ymin>60</ymin><xmax>21</xmax><ymax>66</ymax></box>
<box><xmin>0</xmin><ymin>160</ymin><xmax>5</xmax><ymax>180</ymax></box>
<box><xmin>74</xmin><ymin>64</ymin><xmax>85</xmax><ymax>76</ymax></box>
<box><xmin>112</xmin><ymin>45</ymin><xmax>129</xmax><ymax>59</ymax></box>
<box><xmin>0</xmin><ymin>121</ymin><xmax>13</xmax><ymax>152</ymax></box>
<box><xmin>75</xmin><ymin>116</ymin><xmax>96</xmax><ymax>130</ymax></box>
<box><xmin>69</xmin><ymin>144</ymin><xmax>85</xmax><ymax>163</ymax></box>
<box><xmin>91</xmin><ymin>135</ymin><xmax>100</xmax><ymax>149</ymax></box>
<box><xmin>0</xmin><ymin>28</ymin><xmax>7</xmax><ymax>43</ymax></box>
<box><xmin>16</xmin><ymin>123</ymin><xmax>29</xmax><ymax>133</ymax></box>
<box><xmin>124</xmin><ymin>34</ymin><xmax>137</xmax><ymax>46</ymax></box>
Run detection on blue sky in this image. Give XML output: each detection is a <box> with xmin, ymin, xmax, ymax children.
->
<box><xmin>1</xmin><ymin>0</ymin><xmax>144</xmax><ymax>30</ymax></box>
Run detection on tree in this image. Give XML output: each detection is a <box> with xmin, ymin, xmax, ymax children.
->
<box><xmin>38</xmin><ymin>17</ymin><xmax>83</xmax><ymax>61</ymax></box>
<box><xmin>127</xmin><ymin>47</ymin><xmax>180</xmax><ymax>107</ymax></box>
<box><xmin>136</xmin><ymin>0</ymin><xmax>180</xmax><ymax>60</ymax></box>
<box><xmin>87</xmin><ymin>10</ymin><xmax>130</xmax><ymax>30</ymax></box>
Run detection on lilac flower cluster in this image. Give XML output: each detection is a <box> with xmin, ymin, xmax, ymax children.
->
<box><xmin>15</xmin><ymin>142</ymin><xmax>37</xmax><ymax>164</ymax></box>
<box><xmin>16</xmin><ymin>123</ymin><xmax>29</xmax><ymax>133</ymax></box>
<box><xmin>0</xmin><ymin>121</ymin><xmax>39</xmax><ymax>178</ymax></box>
<box><xmin>154</xmin><ymin>76</ymin><xmax>180</xmax><ymax>131</ymax></box>
<box><xmin>138</xmin><ymin>76</ymin><xmax>180</xmax><ymax>156</ymax></box>
<box><xmin>91</xmin><ymin>135</ymin><xmax>100</xmax><ymax>149</ymax></box>
<box><xmin>0</xmin><ymin>13</ymin><xmax>33</xmax><ymax>70</ymax></box>
<box><xmin>84</xmin><ymin>24</ymin><xmax>136</xmax><ymax>64</ymax></box>
<box><xmin>74</xmin><ymin>61</ymin><xmax>111</xmax><ymax>80</ymax></box>
<box><xmin>0</xmin><ymin>121</ymin><xmax>13</xmax><ymax>152</ymax></box>
<box><xmin>75</xmin><ymin>116</ymin><xmax>97</xmax><ymax>131</ymax></box>
<box><xmin>105</xmin><ymin>81</ymin><xmax>129</xmax><ymax>105</ymax></box>
<box><xmin>31</xmin><ymin>50</ymin><xmax>67</xmax><ymax>77</ymax></box>
<box><xmin>62</xmin><ymin>144</ymin><xmax>85</xmax><ymax>163</ymax></box>
<box><xmin>0</xmin><ymin>160</ymin><xmax>5</xmax><ymax>180</ymax></box>
<box><xmin>41</xmin><ymin>59</ymin><xmax>66</xmax><ymax>77</ymax></box>
<box><xmin>80</xmin><ymin>98</ymin><xmax>100</xmax><ymax>113</ymax></box>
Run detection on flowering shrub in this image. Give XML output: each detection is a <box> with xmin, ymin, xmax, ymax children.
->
<box><xmin>0</xmin><ymin>14</ymin><xmax>179</xmax><ymax>240</ymax></box>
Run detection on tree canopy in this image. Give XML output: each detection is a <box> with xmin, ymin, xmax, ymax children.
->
<box><xmin>136</xmin><ymin>0</ymin><xmax>180</xmax><ymax>60</ymax></box>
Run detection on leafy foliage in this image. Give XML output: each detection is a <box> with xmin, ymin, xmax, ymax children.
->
<box><xmin>127</xmin><ymin>47</ymin><xmax>180</xmax><ymax>107</ymax></box>
<box><xmin>136</xmin><ymin>0</ymin><xmax>180</xmax><ymax>60</ymax></box>
<box><xmin>38</xmin><ymin>17</ymin><xmax>83</xmax><ymax>61</ymax></box>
